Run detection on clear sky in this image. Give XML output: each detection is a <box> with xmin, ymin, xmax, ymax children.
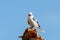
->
<box><xmin>0</xmin><ymin>0</ymin><xmax>60</xmax><ymax>40</ymax></box>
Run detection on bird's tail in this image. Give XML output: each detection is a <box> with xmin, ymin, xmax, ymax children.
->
<box><xmin>38</xmin><ymin>27</ymin><xmax>45</xmax><ymax>33</ymax></box>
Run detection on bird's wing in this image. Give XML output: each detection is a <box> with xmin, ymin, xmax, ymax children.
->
<box><xmin>27</xmin><ymin>21</ymin><xmax>30</xmax><ymax>24</ymax></box>
<box><xmin>33</xmin><ymin>17</ymin><xmax>45</xmax><ymax>33</ymax></box>
<box><xmin>33</xmin><ymin>17</ymin><xmax>38</xmax><ymax>23</ymax></box>
<box><xmin>32</xmin><ymin>17</ymin><xmax>40</xmax><ymax>27</ymax></box>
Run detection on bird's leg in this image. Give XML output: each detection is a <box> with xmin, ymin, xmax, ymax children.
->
<box><xmin>29</xmin><ymin>26</ymin><xmax>34</xmax><ymax>29</ymax></box>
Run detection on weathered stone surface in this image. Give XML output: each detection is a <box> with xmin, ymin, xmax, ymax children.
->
<box><xmin>18</xmin><ymin>28</ymin><xmax>44</xmax><ymax>40</ymax></box>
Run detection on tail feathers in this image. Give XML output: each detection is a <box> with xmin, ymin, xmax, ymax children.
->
<box><xmin>39</xmin><ymin>27</ymin><xmax>45</xmax><ymax>33</ymax></box>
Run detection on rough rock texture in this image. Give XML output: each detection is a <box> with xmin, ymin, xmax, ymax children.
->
<box><xmin>18</xmin><ymin>28</ymin><xmax>44</xmax><ymax>40</ymax></box>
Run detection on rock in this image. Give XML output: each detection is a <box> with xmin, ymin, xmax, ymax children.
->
<box><xmin>18</xmin><ymin>28</ymin><xmax>44</xmax><ymax>40</ymax></box>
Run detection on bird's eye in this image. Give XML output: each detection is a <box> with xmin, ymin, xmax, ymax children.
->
<box><xmin>28</xmin><ymin>14</ymin><xmax>31</xmax><ymax>16</ymax></box>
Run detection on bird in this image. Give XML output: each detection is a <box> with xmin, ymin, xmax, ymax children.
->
<box><xmin>27</xmin><ymin>12</ymin><xmax>45</xmax><ymax>33</ymax></box>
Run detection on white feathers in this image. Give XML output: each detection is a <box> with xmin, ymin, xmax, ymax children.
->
<box><xmin>27</xmin><ymin>12</ymin><xmax>45</xmax><ymax>33</ymax></box>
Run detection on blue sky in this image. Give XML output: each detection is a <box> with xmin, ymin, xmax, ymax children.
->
<box><xmin>0</xmin><ymin>0</ymin><xmax>60</xmax><ymax>40</ymax></box>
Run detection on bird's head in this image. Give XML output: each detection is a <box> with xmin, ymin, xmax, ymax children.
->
<box><xmin>28</xmin><ymin>12</ymin><xmax>33</xmax><ymax>16</ymax></box>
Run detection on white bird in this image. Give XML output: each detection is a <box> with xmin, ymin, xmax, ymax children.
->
<box><xmin>27</xmin><ymin>12</ymin><xmax>45</xmax><ymax>33</ymax></box>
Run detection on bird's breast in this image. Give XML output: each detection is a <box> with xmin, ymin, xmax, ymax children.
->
<box><xmin>28</xmin><ymin>17</ymin><xmax>34</xmax><ymax>27</ymax></box>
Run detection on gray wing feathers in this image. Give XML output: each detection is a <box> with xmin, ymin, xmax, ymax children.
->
<box><xmin>33</xmin><ymin>17</ymin><xmax>41</xmax><ymax>27</ymax></box>
<box><xmin>28</xmin><ymin>20</ymin><xmax>30</xmax><ymax>24</ymax></box>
